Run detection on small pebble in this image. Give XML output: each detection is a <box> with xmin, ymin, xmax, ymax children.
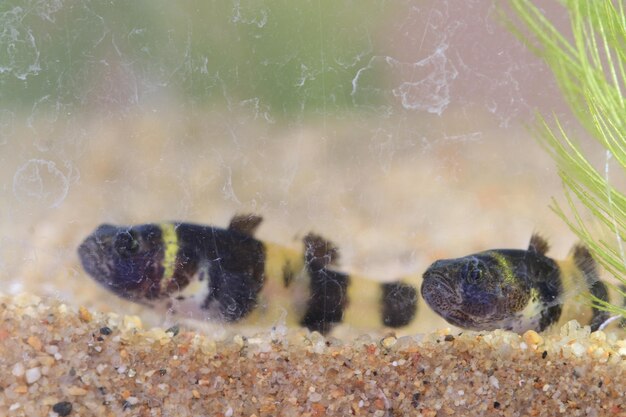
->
<box><xmin>233</xmin><ymin>334</ymin><xmax>245</xmax><ymax>348</ymax></box>
<box><xmin>52</xmin><ymin>401</ymin><xmax>73</xmax><ymax>416</ymax></box>
<box><xmin>411</xmin><ymin>393</ymin><xmax>420</xmax><ymax>408</ymax></box>
<box><xmin>99</xmin><ymin>326</ymin><xmax>112</xmax><ymax>335</ymax></box>
<box><xmin>14</xmin><ymin>385</ymin><xmax>28</xmax><ymax>393</ymax></box>
<box><xmin>78</xmin><ymin>306</ymin><xmax>92</xmax><ymax>322</ymax></box>
<box><xmin>27</xmin><ymin>335</ymin><xmax>43</xmax><ymax>351</ymax></box>
<box><xmin>381</xmin><ymin>336</ymin><xmax>397</xmax><ymax>348</ymax></box>
<box><xmin>25</xmin><ymin>367</ymin><xmax>42</xmax><ymax>384</ymax></box>
<box><xmin>67</xmin><ymin>386</ymin><xmax>88</xmax><ymax>396</ymax></box>
<box><xmin>45</xmin><ymin>345</ymin><xmax>59</xmax><ymax>355</ymax></box>
<box><xmin>571</xmin><ymin>342</ymin><xmax>585</xmax><ymax>357</ymax></box>
<box><xmin>308</xmin><ymin>392</ymin><xmax>322</xmax><ymax>402</ymax></box>
<box><xmin>166</xmin><ymin>325</ymin><xmax>180</xmax><ymax>337</ymax></box>
<box><xmin>12</xmin><ymin>362</ymin><xmax>25</xmax><ymax>377</ymax></box>
<box><xmin>122</xmin><ymin>315</ymin><xmax>142</xmax><ymax>331</ymax></box>
<box><xmin>523</xmin><ymin>330</ymin><xmax>543</xmax><ymax>346</ymax></box>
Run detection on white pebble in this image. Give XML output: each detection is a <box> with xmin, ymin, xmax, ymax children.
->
<box><xmin>25</xmin><ymin>367</ymin><xmax>41</xmax><ymax>384</ymax></box>
<box><xmin>571</xmin><ymin>342</ymin><xmax>585</xmax><ymax>357</ymax></box>
<box><xmin>309</xmin><ymin>392</ymin><xmax>322</xmax><ymax>402</ymax></box>
<box><xmin>45</xmin><ymin>345</ymin><xmax>59</xmax><ymax>355</ymax></box>
<box><xmin>225</xmin><ymin>407</ymin><xmax>234</xmax><ymax>417</ymax></box>
<box><xmin>489</xmin><ymin>375</ymin><xmax>499</xmax><ymax>389</ymax></box>
<box><xmin>125</xmin><ymin>396</ymin><xmax>139</xmax><ymax>405</ymax></box>
<box><xmin>9</xmin><ymin>403</ymin><xmax>20</xmax><ymax>411</ymax></box>
<box><xmin>12</xmin><ymin>362</ymin><xmax>25</xmax><ymax>377</ymax></box>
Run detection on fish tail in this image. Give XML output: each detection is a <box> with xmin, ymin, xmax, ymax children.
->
<box><xmin>341</xmin><ymin>273</ymin><xmax>418</xmax><ymax>331</ymax></box>
<box><xmin>381</xmin><ymin>280</ymin><xmax>418</xmax><ymax>328</ymax></box>
<box><xmin>571</xmin><ymin>244</ymin><xmax>610</xmax><ymax>331</ymax></box>
<box><xmin>302</xmin><ymin>233</ymin><xmax>418</xmax><ymax>332</ymax></box>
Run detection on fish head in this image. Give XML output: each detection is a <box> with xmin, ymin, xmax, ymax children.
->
<box><xmin>78</xmin><ymin>224</ymin><xmax>166</xmax><ymax>301</ymax></box>
<box><xmin>421</xmin><ymin>255</ymin><xmax>526</xmax><ymax>330</ymax></box>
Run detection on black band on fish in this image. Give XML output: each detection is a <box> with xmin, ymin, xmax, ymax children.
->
<box><xmin>381</xmin><ymin>282</ymin><xmax>418</xmax><ymax>328</ymax></box>
<box><xmin>300</xmin><ymin>267</ymin><xmax>350</xmax><ymax>334</ymax></box>
<box><xmin>202</xmin><ymin>263</ymin><xmax>264</xmax><ymax>321</ymax></box>
<box><xmin>303</xmin><ymin>233</ymin><xmax>340</xmax><ymax>271</ymax></box>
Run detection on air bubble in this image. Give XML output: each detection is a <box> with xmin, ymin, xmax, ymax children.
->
<box><xmin>13</xmin><ymin>159</ymin><xmax>70</xmax><ymax>208</ymax></box>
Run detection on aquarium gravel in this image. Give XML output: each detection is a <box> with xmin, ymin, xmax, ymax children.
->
<box><xmin>1</xmin><ymin>293</ymin><xmax>624</xmax><ymax>416</ymax></box>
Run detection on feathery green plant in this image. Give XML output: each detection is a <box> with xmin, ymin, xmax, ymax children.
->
<box><xmin>508</xmin><ymin>0</ymin><xmax>625</xmax><ymax>319</ymax></box>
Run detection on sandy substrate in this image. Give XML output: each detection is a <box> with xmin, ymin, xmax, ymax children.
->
<box><xmin>0</xmin><ymin>294</ymin><xmax>624</xmax><ymax>417</ymax></box>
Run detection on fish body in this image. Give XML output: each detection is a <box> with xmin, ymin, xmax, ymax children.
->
<box><xmin>78</xmin><ymin>214</ymin><xmax>418</xmax><ymax>334</ymax></box>
<box><xmin>420</xmin><ymin>234</ymin><xmax>610</xmax><ymax>333</ymax></box>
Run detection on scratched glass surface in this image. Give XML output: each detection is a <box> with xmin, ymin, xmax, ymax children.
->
<box><xmin>0</xmin><ymin>1</ymin><xmax>610</xmax><ymax>334</ymax></box>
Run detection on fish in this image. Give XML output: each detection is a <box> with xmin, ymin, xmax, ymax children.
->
<box><xmin>420</xmin><ymin>233</ymin><xmax>611</xmax><ymax>333</ymax></box>
<box><xmin>78</xmin><ymin>214</ymin><xmax>418</xmax><ymax>334</ymax></box>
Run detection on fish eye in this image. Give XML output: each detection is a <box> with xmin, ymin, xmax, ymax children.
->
<box><xmin>469</xmin><ymin>267</ymin><xmax>482</xmax><ymax>282</ymax></box>
<box><xmin>113</xmin><ymin>230</ymin><xmax>140</xmax><ymax>257</ymax></box>
<box><xmin>464</xmin><ymin>262</ymin><xmax>482</xmax><ymax>283</ymax></box>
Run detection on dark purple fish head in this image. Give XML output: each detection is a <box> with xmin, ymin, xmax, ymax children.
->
<box><xmin>78</xmin><ymin>224</ymin><xmax>166</xmax><ymax>301</ymax></box>
<box><xmin>421</xmin><ymin>255</ymin><xmax>511</xmax><ymax>330</ymax></box>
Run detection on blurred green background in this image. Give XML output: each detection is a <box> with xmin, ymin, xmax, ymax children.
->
<box><xmin>1</xmin><ymin>0</ymin><xmax>386</xmax><ymax>117</ymax></box>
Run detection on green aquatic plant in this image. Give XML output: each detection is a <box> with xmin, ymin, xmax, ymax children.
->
<box><xmin>508</xmin><ymin>0</ymin><xmax>626</xmax><ymax>319</ymax></box>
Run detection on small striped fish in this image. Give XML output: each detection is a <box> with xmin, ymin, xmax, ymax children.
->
<box><xmin>78</xmin><ymin>214</ymin><xmax>417</xmax><ymax>334</ymax></box>
<box><xmin>421</xmin><ymin>234</ymin><xmax>611</xmax><ymax>333</ymax></box>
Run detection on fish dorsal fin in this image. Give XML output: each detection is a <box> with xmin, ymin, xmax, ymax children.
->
<box><xmin>303</xmin><ymin>233</ymin><xmax>340</xmax><ymax>269</ymax></box>
<box><xmin>528</xmin><ymin>233</ymin><xmax>550</xmax><ymax>255</ymax></box>
<box><xmin>228</xmin><ymin>214</ymin><xmax>263</xmax><ymax>236</ymax></box>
